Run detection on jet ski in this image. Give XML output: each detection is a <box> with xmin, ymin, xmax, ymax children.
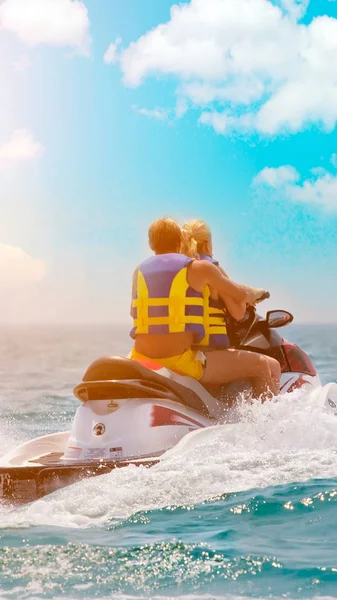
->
<box><xmin>1</xmin><ymin>307</ymin><xmax>336</xmax><ymax>506</ymax></box>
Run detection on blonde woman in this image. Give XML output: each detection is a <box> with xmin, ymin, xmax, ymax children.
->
<box><xmin>181</xmin><ymin>219</ymin><xmax>281</xmax><ymax>394</ymax></box>
<box><xmin>181</xmin><ymin>219</ymin><xmax>251</xmax><ymax>320</ymax></box>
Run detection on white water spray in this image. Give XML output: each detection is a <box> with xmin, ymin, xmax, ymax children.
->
<box><xmin>2</xmin><ymin>385</ymin><xmax>337</xmax><ymax>530</ymax></box>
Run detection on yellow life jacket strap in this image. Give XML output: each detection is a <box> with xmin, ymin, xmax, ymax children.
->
<box><xmin>132</xmin><ymin>297</ymin><xmax>205</xmax><ymax>308</ymax></box>
<box><xmin>198</xmin><ymin>323</ymin><xmax>228</xmax><ymax>346</ymax></box>
<box><xmin>208</xmin><ymin>316</ymin><xmax>226</xmax><ymax>326</ymax></box>
<box><xmin>198</xmin><ymin>292</ymin><xmax>228</xmax><ymax>346</ymax></box>
<box><xmin>207</xmin><ymin>307</ymin><xmax>225</xmax><ymax>315</ymax></box>
<box><xmin>208</xmin><ymin>325</ymin><xmax>228</xmax><ymax>335</ymax></box>
<box><xmin>134</xmin><ymin>315</ymin><xmax>205</xmax><ymax>327</ymax></box>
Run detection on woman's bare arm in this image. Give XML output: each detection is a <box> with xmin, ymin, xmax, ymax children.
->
<box><xmin>218</xmin><ymin>265</ymin><xmax>229</xmax><ymax>278</ymax></box>
<box><xmin>215</xmin><ymin>264</ymin><xmax>246</xmax><ymax>319</ymax></box>
<box><xmin>225</xmin><ymin>297</ymin><xmax>247</xmax><ymax>321</ymax></box>
<box><xmin>188</xmin><ymin>261</ymin><xmax>266</xmax><ymax>305</ymax></box>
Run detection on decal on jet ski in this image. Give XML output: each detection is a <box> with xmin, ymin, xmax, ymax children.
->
<box><xmin>109</xmin><ymin>447</ymin><xmax>123</xmax><ymax>458</ymax></box>
<box><xmin>280</xmin><ymin>377</ymin><xmax>293</xmax><ymax>392</ymax></box>
<box><xmin>83</xmin><ymin>447</ymin><xmax>108</xmax><ymax>459</ymax></box>
<box><xmin>151</xmin><ymin>405</ymin><xmax>205</xmax><ymax>429</ymax></box>
<box><xmin>287</xmin><ymin>376</ymin><xmax>312</xmax><ymax>392</ymax></box>
<box><xmin>93</xmin><ymin>423</ymin><xmax>106</xmax><ymax>436</ymax></box>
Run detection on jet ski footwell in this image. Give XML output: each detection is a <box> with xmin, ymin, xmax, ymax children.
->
<box><xmin>0</xmin><ymin>457</ymin><xmax>159</xmax><ymax>505</ymax></box>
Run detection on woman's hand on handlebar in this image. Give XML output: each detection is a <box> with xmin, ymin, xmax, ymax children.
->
<box><xmin>247</xmin><ymin>291</ymin><xmax>270</xmax><ymax>306</ymax></box>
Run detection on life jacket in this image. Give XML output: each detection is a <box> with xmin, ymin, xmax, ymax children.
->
<box><xmin>130</xmin><ymin>253</ymin><xmax>207</xmax><ymax>342</ymax></box>
<box><xmin>199</xmin><ymin>254</ymin><xmax>219</xmax><ymax>266</ymax></box>
<box><xmin>196</xmin><ymin>254</ymin><xmax>230</xmax><ymax>349</ymax></box>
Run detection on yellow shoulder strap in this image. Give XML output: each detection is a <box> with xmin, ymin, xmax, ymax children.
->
<box><xmin>135</xmin><ymin>270</ymin><xmax>149</xmax><ymax>334</ymax></box>
<box><xmin>168</xmin><ymin>267</ymin><xmax>189</xmax><ymax>333</ymax></box>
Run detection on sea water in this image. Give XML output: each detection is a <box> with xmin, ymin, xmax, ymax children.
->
<box><xmin>1</xmin><ymin>324</ymin><xmax>337</xmax><ymax>600</ymax></box>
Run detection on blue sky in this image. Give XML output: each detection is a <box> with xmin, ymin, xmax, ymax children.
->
<box><xmin>1</xmin><ymin>0</ymin><xmax>337</xmax><ymax>323</ymax></box>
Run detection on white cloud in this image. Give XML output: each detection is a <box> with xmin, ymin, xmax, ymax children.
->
<box><xmin>289</xmin><ymin>172</ymin><xmax>337</xmax><ymax>210</ymax></box>
<box><xmin>0</xmin><ymin>0</ymin><xmax>90</xmax><ymax>55</ymax></box>
<box><xmin>0</xmin><ymin>242</ymin><xmax>46</xmax><ymax>288</ymax></box>
<box><xmin>278</xmin><ymin>0</ymin><xmax>309</xmax><ymax>20</ymax></box>
<box><xmin>133</xmin><ymin>106</ymin><xmax>170</xmax><ymax>121</ymax></box>
<box><xmin>175</xmin><ymin>96</ymin><xmax>188</xmax><ymax>118</ymax></box>
<box><xmin>0</xmin><ymin>246</ymin><xmax>136</xmax><ymax>324</ymax></box>
<box><xmin>331</xmin><ymin>153</ymin><xmax>337</xmax><ymax>168</ymax></box>
<box><xmin>133</xmin><ymin>98</ymin><xmax>188</xmax><ymax>123</ymax></box>
<box><xmin>13</xmin><ymin>53</ymin><xmax>31</xmax><ymax>71</ymax></box>
<box><xmin>117</xmin><ymin>0</ymin><xmax>337</xmax><ymax>136</ymax></box>
<box><xmin>253</xmin><ymin>165</ymin><xmax>300</xmax><ymax>187</ymax></box>
<box><xmin>103</xmin><ymin>37</ymin><xmax>121</xmax><ymax>65</ymax></box>
<box><xmin>0</xmin><ymin>129</ymin><xmax>44</xmax><ymax>166</ymax></box>
<box><xmin>199</xmin><ymin>110</ymin><xmax>254</xmax><ymax>134</ymax></box>
<box><xmin>254</xmin><ymin>157</ymin><xmax>337</xmax><ymax>210</ymax></box>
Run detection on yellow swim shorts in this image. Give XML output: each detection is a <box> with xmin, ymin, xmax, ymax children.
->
<box><xmin>130</xmin><ymin>347</ymin><xmax>205</xmax><ymax>380</ymax></box>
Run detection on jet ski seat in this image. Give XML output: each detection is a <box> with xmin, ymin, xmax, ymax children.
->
<box><xmin>74</xmin><ymin>356</ymin><xmax>208</xmax><ymax>415</ymax></box>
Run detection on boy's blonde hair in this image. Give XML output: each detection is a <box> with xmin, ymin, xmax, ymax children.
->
<box><xmin>181</xmin><ymin>219</ymin><xmax>212</xmax><ymax>258</ymax></box>
<box><xmin>148</xmin><ymin>217</ymin><xmax>182</xmax><ymax>254</ymax></box>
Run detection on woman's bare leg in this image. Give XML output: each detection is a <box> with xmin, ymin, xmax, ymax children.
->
<box><xmin>202</xmin><ymin>348</ymin><xmax>279</xmax><ymax>400</ymax></box>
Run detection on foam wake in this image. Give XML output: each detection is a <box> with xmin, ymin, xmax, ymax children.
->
<box><xmin>2</xmin><ymin>387</ymin><xmax>337</xmax><ymax>529</ymax></box>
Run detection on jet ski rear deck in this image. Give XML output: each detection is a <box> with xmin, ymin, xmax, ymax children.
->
<box><xmin>0</xmin><ymin>456</ymin><xmax>159</xmax><ymax>505</ymax></box>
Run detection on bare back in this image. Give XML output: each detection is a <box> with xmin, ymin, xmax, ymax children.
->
<box><xmin>134</xmin><ymin>332</ymin><xmax>194</xmax><ymax>358</ymax></box>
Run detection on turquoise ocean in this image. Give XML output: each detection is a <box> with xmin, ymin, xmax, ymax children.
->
<box><xmin>1</xmin><ymin>324</ymin><xmax>337</xmax><ymax>600</ymax></box>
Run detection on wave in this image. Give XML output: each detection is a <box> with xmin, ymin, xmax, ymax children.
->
<box><xmin>2</xmin><ymin>478</ymin><xmax>337</xmax><ymax>598</ymax></box>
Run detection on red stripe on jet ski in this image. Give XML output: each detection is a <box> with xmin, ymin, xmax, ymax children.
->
<box><xmin>133</xmin><ymin>358</ymin><xmax>164</xmax><ymax>371</ymax></box>
<box><xmin>151</xmin><ymin>405</ymin><xmax>205</xmax><ymax>429</ymax></box>
<box><xmin>287</xmin><ymin>376</ymin><xmax>312</xmax><ymax>392</ymax></box>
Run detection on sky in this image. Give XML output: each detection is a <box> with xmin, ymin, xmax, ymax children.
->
<box><xmin>1</xmin><ymin>0</ymin><xmax>337</xmax><ymax>324</ymax></box>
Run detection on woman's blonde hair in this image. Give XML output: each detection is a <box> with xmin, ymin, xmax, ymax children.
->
<box><xmin>181</xmin><ymin>219</ymin><xmax>212</xmax><ymax>258</ymax></box>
